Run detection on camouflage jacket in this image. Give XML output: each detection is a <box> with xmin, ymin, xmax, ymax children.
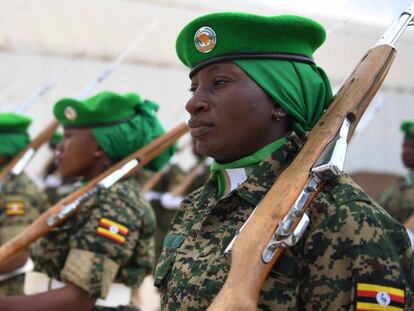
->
<box><xmin>155</xmin><ymin>140</ymin><xmax>414</xmax><ymax>310</ymax></box>
<box><xmin>30</xmin><ymin>177</ymin><xmax>156</xmax><ymax>305</ymax></box>
<box><xmin>378</xmin><ymin>173</ymin><xmax>414</xmax><ymax>223</ymax></box>
<box><xmin>0</xmin><ymin>173</ymin><xmax>48</xmax><ymax>296</ymax></box>
<box><xmin>0</xmin><ymin>172</ymin><xmax>48</xmax><ymax>244</ymax></box>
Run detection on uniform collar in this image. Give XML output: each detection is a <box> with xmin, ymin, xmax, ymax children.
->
<box><xmin>211</xmin><ymin>137</ymin><xmax>287</xmax><ymax>198</ymax></box>
<box><xmin>235</xmin><ymin>138</ymin><xmax>299</xmax><ymax>206</ymax></box>
<box><xmin>208</xmin><ymin>134</ymin><xmax>300</xmax><ymax>206</ymax></box>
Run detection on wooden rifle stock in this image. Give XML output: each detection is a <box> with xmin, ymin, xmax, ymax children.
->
<box><xmin>208</xmin><ymin>44</ymin><xmax>396</xmax><ymax>310</ymax></box>
<box><xmin>0</xmin><ymin>123</ymin><xmax>189</xmax><ymax>264</ymax></box>
<box><xmin>0</xmin><ymin>120</ymin><xmax>59</xmax><ymax>182</ymax></box>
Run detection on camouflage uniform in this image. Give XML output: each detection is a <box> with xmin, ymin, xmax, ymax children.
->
<box><xmin>148</xmin><ymin>164</ymin><xmax>185</xmax><ymax>264</ymax></box>
<box><xmin>0</xmin><ymin>173</ymin><xmax>48</xmax><ymax>297</ymax></box>
<box><xmin>30</xmin><ymin>177</ymin><xmax>156</xmax><ymax>311</ymax></box>
<box><xmin>378</xmin><ymin>172</ymin><xmax>414</xmax><ymax>223</ymax></box>
<box><xmin>155</xmin><ymin>139</ymin><xmax>414</xmax><ymax>310</ymax></box>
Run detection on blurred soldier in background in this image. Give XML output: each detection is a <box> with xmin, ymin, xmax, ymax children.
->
<box><xmin>0</xmin><ymin>112</ymin><xmax>48</xmax><ymax>297</ymax></box>
<box><xmin>0</xmin><ymin>91</ymin><xmax>174</xmax><ymax>310</ymax></box>
<box><xmin>379</xmin><ymin>121</ymin><xmax>414</xmax><ymax>248</ymax></box>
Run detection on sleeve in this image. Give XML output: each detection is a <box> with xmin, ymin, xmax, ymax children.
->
<box><xmin>0</xmin><ymin>193</ymin><xmax>40</xmax><ymax>243</ymax></box>
<box><xmin>299</xmin><ymin>197</ymin><xmax>414</xmax><ymax>310</ymax></box>
<box><xmin>60</xmin><ymin>192</ymin><xmax>142</xmax><ymax>299</ymax></box>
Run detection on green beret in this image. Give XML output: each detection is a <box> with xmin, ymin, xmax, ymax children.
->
<box><xmin>53</xmin><ymin>91</ymin><xmax>140</xmax><ymax>127</ymax></box>
<box><xmin>0</xmin><ymin>113</ymin><xmax>31</xmax><ymax>133</ymax></box>
<box><xmin>401</xmin><ymin>121</ymin><xmax>414</xmax><ymax>138</ymax></box>
<box><xmin>176</xmin><ymin>12</ymin><xmax>326</xmax><ymax>76</ymax></box>
<box><xmin>0</xmin><ymin>113</ymin><xmax>32</xmax><ymax>156</ymax></box>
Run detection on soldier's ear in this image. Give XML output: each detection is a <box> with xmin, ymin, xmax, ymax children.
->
<box><xmin>93</xmin><ymin>146</ymin><xmax>105</xmax><ymax>158</ymax></box>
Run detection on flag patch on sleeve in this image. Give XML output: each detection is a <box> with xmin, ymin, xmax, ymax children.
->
<box><xmin>96</xmin><ymin>218</ymin><xmax>129</xmax><ymax>245</ymax></box>
<box><xmin>356</xmin><ymin>280</ymin><xmax>405</xmax><ymax>310</ymax></box>
<box><xmin>6</xmin><ymin>201</ymin><xmax>25</xmax><ymax>216</ymax></box>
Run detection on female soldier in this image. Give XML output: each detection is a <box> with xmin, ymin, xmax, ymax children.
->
<box><xmin>0</xmin><ymin>113</ymin><xmax>48</xmax><ymax>297</ymax></box>
<box><xmin>0</xmin><ymin>91</ymin><xmax>173</xmax><ymax>310</ymax></box>
<box><xmin>379</xmin><ymin>121</ymin><xmax>414</xmax><ymax>224</ymax></box>
<box><xmin>155</xmin><ymin>12</ymin><xmax>414</xmax><ymax>310</ymax></box>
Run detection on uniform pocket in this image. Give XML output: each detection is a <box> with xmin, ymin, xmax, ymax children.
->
<box><xmin>154</xmin><ymin>234</ymin><xmax>185</xmax><ymax>288</ymax></box>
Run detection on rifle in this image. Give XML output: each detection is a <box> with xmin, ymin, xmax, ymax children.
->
<box><xmin>0</xmin><ymin>123</ymin><xmax>189</xmax><ymax>264</ymax></box>
<box><xmin>208</xmin><ymin>4</ymin><xmax>414</xmax><ymax>311</ymax></box>
<box><xmin>0</xmin><ymin>20</ymin><xmax>159</xmax><ymax>190</ymax></box>
<box><xmin>14</xmin><ymin>61</ymin><xmax>76</xmax><ymax>114</ymax></box>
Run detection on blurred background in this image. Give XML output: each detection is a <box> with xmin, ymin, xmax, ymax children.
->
<box><xmin>0</xmin><ymin>0</ymin><xmax>413</xmax><ymax>195</ymax></box>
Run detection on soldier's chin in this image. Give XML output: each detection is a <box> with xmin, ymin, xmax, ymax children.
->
<box><xmin>194</xmin><ymin>140</ymin><xmax>216</xmax><ymax>159</ymax></box>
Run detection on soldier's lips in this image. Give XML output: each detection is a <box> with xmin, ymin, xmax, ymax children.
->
<box><xmin>188</xmin><ymin>119</ymin><xmax>214</xmax><ymax>138</ymax></box>
<box><xmin>190</xmin><ymin>125</ymin><xmax>214</xmax><ymax>138</ymax></box>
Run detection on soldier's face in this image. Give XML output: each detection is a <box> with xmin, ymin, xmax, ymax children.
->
<box><xmin>56</xmin><ymin>128</ymin><xmax>100</xmax><ymax>178</ymax></box>
<box><xmin>402</xmin><ymin>137</ymin><xmax>414</xmax><ymax>169</ymax></box>
<box><xmin>186</xmin><ymin>61</ymin><xmax>282</xmax><ymax>163</ymax></box>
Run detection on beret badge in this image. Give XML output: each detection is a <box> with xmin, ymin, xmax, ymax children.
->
<box><xmin>194</xmin><ymin>26</ymin><xmax>217</xmax><ymax>53</ymax></box>
<box><xmin>64</xmin><ymin>106</ymin><xmax>77</xmax><ymax>121</ymax></box>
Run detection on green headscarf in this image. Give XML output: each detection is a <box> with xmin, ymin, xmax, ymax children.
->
<box><xmin>91</xmin><ymin>99</ymin><xmax>174</xmax><ymax>171</ymax></box>
<box><xmin>234</xmin><ymin>59</ymin><xmax>333</xmax><ymax>137</ymax></box>
<box><xmin>0</xmin><ymin>133</ymin><xmax>30</xmax><ymax>156</ymax></box>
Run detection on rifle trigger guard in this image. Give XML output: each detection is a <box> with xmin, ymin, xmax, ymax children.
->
<box><xmin>262</xmin><ymin>213</ymin><xmax>310</xmax><ymax>264</ymax></box>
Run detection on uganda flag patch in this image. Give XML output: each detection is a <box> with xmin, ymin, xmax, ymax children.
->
<box><xmin>356</xmin><ymin>280</ymin><xmax>405</xmax><ymax>310</ymax></box>
<box><xmin>6</xmin><ymin>201</ymin><xmax>25</xmax><ymax>216</ymax></box>
<box><xmin>96</xmin><ymin>218</ymin><xmax>128</xmax><ymax>245</ymax></box>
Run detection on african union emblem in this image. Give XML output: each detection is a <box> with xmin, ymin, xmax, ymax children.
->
<box><xmin>194</xmin><ymin>26</ymin><xmax>217</xmax><ymax>53</ymax></box>
<box><xmin>64</xmin><ymin>106</ymin><xmax>77</xmax><ymax>121</ymax></box>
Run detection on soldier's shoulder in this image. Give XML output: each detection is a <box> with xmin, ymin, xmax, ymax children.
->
<box><xmin>324</xmin><ymin>174</ymin><xmax>373</xmax><ymax>206</ymax></box>
<box><xmin>4</xmin><ymin>172</ymin><xmax>46</xmax><ymax>203</ymax></box>
<box><xmin>310</xmin><ymin>174</ymin><xmax>405</xmax><ymax>234</ymax></box>
<box><xmin>311</xmin><ymin>175</ymin><xmax>396</xmax><ymax>223</ymax></box>
<box><xmin>96</xmin><ymin>178</ymin><xmax>154</xmax><ymax>222</ymax></box>
<box><xmin>101</xmin><ymin>178</ymin><xmax>143</xmax><ymax>202</ymax></box>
